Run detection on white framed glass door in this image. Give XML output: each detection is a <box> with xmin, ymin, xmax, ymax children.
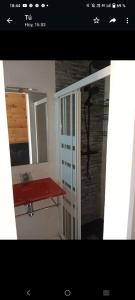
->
<box><xmin>58</xmin><ymin>90</ymin><xmax>81</xmax><ymax>240</ymax></box>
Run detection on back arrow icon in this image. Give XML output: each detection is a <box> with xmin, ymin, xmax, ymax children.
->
<box><xmin>26</xmin><ymin>290</ymin><xmax>31</xmax><ymax>296</ymax></box>
<box><xmin>7</xmin><ymin>18</ymin><xmax>13</xmax><ymax>23</ymax></box>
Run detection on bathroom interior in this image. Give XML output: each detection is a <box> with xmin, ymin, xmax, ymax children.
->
<box><xmin>3</xmin><ymin>60</ymin><xmax>110</xmax><ymax>239</ymax></box>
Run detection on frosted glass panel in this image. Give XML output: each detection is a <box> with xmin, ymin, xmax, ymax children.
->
<box><xmin>72</xmin><ymin>94</ymin><xmax>75</xmax><ymax>136</ymax></box>
<box><xmin>66</xmin><ymin>95</ymin><xmax>70</xmax><ymax>136</ymax></box>
<box><xmin>61</xmin><ymin>98</ymin><xmax>64</xmax><ymax>135</ymax></box>
<box><xmin>61</xmin><ymin>96</ymin><xmax>71</xmax><ymax>136</ymax></box>
<box><xmin>60</xmin><ymin>91</ymin><xmax>78</xmax><ymax>239</ymax></box>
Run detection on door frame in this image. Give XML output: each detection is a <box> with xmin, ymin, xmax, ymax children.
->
<box><xmin>34</xmin><ymin>97</ymin><xmax>48</xmax><ymax>164</ymax></box>
<box><xmin>25</xmin><ymin>93</ymin><xmax>33</xmax><ymax>164</ymax></box>
<box><xmin>55</xmin><ymin>66</ymin><xmax>110</xmax><ymax>98</ymax></box>
<box><xmin>57</xmin><ymin>91</ymin><xmax>81</xmax><ymax>239</ymax></box>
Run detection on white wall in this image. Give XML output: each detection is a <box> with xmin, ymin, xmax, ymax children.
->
<box><xmin>131</xmin><ymin>128</ymin><xmax>135</xmax><ymax>239</ymax></box>
<box><xmin>132</xmin><ymin>198</ymin><xmax>135</xmax><ymax>238</ymax></box>
<box><xmin>103</xmin><ymin>61</ymin><xmax>135</xmax><ymax>239</ymax></box>
<box><xmin>3</xmin><ymin>60</ymin><xmax>59</xmax><ymax>239</ymax></box>
<box><xmin>0</xmin><ymin>61</ymin><xmax>17</xmax><ymax>239</ymax></box>
<box><xmin>100</xmin><ymin>76</ymin><xmax>110</xmax><ymax>218</ymax></box>
<box><xmin>3</xmin><ymin>60</ymin><xmax>57</xmax><ymax>182</ymax></box>
<box><xmin>15</xmin><ymin>199</ymin><xmax>59</xmax><ymax>239</ymax></box>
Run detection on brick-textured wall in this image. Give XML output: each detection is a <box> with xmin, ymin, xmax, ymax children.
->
<box><xmin>81</xmin><ymin>79</ymin><xmax>106</xmax><ymax>225</ymax></box>
<box><xmin>55</xmin><ymin>61</ymin><xmax>109</xmax><ymax>226</ymax></box>
<box><xmin>55</xmin><ymin>60</ymin><xmax>91</xmax><ymax>91</ymax></box>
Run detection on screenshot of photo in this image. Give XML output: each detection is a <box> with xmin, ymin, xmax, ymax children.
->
<box><xmin>0</xmin><ymin>2</ymin><xmax>135</xmax><ymax>298</ymax></box>
<box><xmin>0</xmin><ymin>60</ymin><xmax>135</xmax><ymax>241</ymax></box>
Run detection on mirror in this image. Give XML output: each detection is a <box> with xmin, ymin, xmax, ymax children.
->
<box><xmin>5</xmin><ymin>90</ymin><xmax>48</xmax><ymax>166</ymax></box>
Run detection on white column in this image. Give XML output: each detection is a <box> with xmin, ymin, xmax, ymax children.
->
<box><xmin>103</xmin><ymin>61</ymin><xmax>135</xmax><ymax>239</ymax></box>
<box><xmin>0</xmin><ymin>61</ymin><xmax>17</xmax><ymax>239</ymax></box>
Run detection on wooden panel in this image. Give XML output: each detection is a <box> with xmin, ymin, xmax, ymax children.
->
<box><xmin>5</xmin><ymin>93</ymin><xmax>28</xmax><ymax>144</ymax></box>
<box><xmin>7</xmin><ymin>117</ymin><xmax>27</xmax><ymax>128</ymax></box>
<box><xmin>6</xmin><ymin>93</ymin><xmax>26</xmax><ymax>106</ymax></box>
<box><xmin>8</xmin><ymin>128</ymin><xmax>28</xmax><ymax>144</ymax></box>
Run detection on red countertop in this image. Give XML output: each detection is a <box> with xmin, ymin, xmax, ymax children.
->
<box><xmin>13</xmin><ymin>177</ymin><xmax>66</xmax><ymax>207</ymax></box>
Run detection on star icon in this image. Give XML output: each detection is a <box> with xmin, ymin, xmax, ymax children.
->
<box><xmin>93</xmin><ymin>17</ymin><xmax>100</xmax><ymax>24</ymax></box>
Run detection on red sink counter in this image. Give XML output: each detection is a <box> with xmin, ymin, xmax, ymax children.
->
<box><xmin>13</xmin><ymin>177</ymin><xmax>66</xmax><ymax>207</ymax></box>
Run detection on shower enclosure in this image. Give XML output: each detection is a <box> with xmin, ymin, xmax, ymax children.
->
<box><xmin>55</xmin><ymin>65</ymin><xmax>110</xmax><ymax>239</ymax></box>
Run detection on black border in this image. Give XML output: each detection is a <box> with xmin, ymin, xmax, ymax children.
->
<box><xmin>0</xmin><ymin>240</ymin><xmax>134</xmax><ymax>297</ymax></box>
<box><xmin>0</xmin><ymin>30</ymin><xmax>134</xmax><ymax>59</ymax></box>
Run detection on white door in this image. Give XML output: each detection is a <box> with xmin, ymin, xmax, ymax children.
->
<box><xmin>58</xmin><ymin>90</ymin><xmax>81</xmax><ymax>239</ymax></box>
